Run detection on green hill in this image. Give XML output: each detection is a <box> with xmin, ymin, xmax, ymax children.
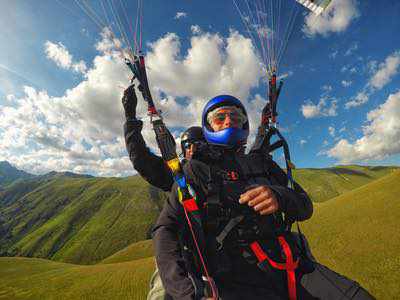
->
<box><xmin>293</xmin><ymin>165</ymin><xmax>398</xmax><ymax>202</ymax></box>
<box><xmin>0</xmin><ymin>256</ymin><xmax>155</xmax><ymax>300</ymax></box>
<box><xmin>100</xmin><ymin>239</ymin><xmax>154</xmax><ymax>264</ymax></box>
<box><xmin>301</xmin><ymin>169</ymin><xmax>400</xmax><ymax>299</ymax></box>
<box><xmin>0</xmin><ymin>175</ymin><xmax>164</xmax><ymax>264</ymax></box>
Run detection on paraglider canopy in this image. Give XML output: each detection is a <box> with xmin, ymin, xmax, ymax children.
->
<box><xmin>296</xmin><ymin>0</ymin><xmax>332</xmax><ymax>15</ymax></box>
<box><xmin>233</xmin><ymin>0</ymin><xmax>332</xmax><ymax>78</ymax></box>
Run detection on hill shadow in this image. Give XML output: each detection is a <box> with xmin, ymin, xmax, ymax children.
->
<box><xmin>328</xmin><ymin>168</ymin><xmax>372</xmax><ymax>178</ymax></box>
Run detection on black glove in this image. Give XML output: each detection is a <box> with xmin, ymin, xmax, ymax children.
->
<box><xmin>122</xmin><ymin>84</ymin><xmax>138</xmax><ymax>120</ymax></box>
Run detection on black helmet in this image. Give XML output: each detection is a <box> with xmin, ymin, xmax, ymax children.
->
<box><xmin>180</xmin><ymin>126</ymin><xmax>205</xmax><ymax>155</ymax></box>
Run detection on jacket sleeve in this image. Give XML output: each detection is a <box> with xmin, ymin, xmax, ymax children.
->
<box><xmin>152</xmin><ymin>184</ymin><xmax>197</xmax><ymax>300</ymax></box>
<box><xmin>124</xmin><ymin>119</ymin><xmax>174</xmax><ymax>191</ymax></box>
<box><xmin>268</xmin><ymin>160</ymin><xmax>313</xmax><ymax>222</ymax></box>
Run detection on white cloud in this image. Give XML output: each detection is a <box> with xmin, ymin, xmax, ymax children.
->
<box><xmin>328</xmin><ymin>126</ymin><xmax>336</xmax><ymax>137</ymax></box>
<box><xmin>341</xmin><ymin>65</ymin><xmax>357</xmax><ymax>74</ymax></box>
<box><xmin>367</xmin><ymin>60</ymin><xmax>378</xmax><ymax>74</ymax></box>
<box><xmin>345</xmin><ymin>51</ymin><xmax>400</xmax><ymax>109</ymax></box>
<box><xmin>1</xmin><ymin>29</ymin><xmax>263</xmax><ymax>177</ymax></box>
<box><xmin>6</xmin><ymin>94</ymin><xmax>15</xmax><ymax>102</ymax></box>
<box><xmin>322</xmin><ymin>85</ymin><xmax>333</xmax><ymax>92</ymax></box>
<box><xmin>349</xmin><ymin>67</ymin><xmax>357</xmax><ymax>74</ymax></box>
<box><xmin>328</xmin><ymin>91</ymin><xmax>400</xmax><ymax>162</ymax></box>
<box><xmin>191</xmin><ymin>25</ymin><xmax>202</xmax><ymax>35</ymax></box>
<box><xmin>341</xmin><ymin>80</ymin><xmax>352</xmax><ymax>87</ymax></box>
<box><xmin>278</xmin><ymin>71</ymin><xmax>294</xmax><ymax>80</ymax></box>
<box><xmin>329</xmin><ymin>50</ymin><xmax>338</xmax><ymax>59</ymax></box>
<box><xmin>369</xmin><ymin>51</ymin><xmax>400</xmax><ymax>89</ymax></box>
<box><xmin>303</xmin><ymin>0</ymin><xmax>360</xmax><ymax>37</ymax></box>
<box><xmin>344</xmin><ymin>42</ymin><xmax>358</xmax><ymax>56</ymax></box>
<box><xmin>301</xmin><ymin>97</ymin><xmax>338</xmax><ymax>119</ymax></box>
<box><xmin>345</xmin><ymin>91</ymin><xmax>370</xmax><ymax>109</ymax></box>
<box><xmin>44</xmin><ymin>41</ymin><xmax>87</xmax><ymax>74</ymax></box>
<box><xmin>300</xmin><ymin>139</ymin><xmax>307</xmax><ymax>146</ymax></box>
<box><xmin>145</xmin><ymin>30</ymin><xmax>262</xmax><ymax>128</ymax></box>
<box><xmin>175</xmin><ymin>12</ymin><xmax>187</xmax><ymax>19</ymax></box>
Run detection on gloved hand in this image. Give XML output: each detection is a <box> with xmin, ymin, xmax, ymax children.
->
<box><xmin>122</xmin><ymin>84</ymin><xmax>138</xmax><ymax>120</ymax></box>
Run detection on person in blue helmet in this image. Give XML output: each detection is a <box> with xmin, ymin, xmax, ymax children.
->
<box><xmin>152</xmin><ymin>95</ymin><xmax>317</xmax><ymax>300</ymax></box>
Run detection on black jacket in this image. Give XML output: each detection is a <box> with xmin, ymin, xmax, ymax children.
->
<box><xmin>152</xmin><ymin>148</ymin><xmax>313</xmax><ymax>300</ymax></box>
<box><xmin>124</xmin><ymin>119</ymin><xmax>174</xmax><ymax>191</ymax></box>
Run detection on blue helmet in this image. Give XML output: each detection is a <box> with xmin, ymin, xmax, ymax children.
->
<box><xmin>202</xmin><ymin>95</ymin><xmax>249</xmax><ymax>148</ymax></box>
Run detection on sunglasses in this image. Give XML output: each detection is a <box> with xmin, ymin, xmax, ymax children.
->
<box><xmin>182</xmin><ymin>140</ymin><xmax>204</xmax><ymax>150</ymax></box>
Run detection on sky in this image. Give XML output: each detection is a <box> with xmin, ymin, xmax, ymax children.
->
<box><xmin>0</xmin><ymin>0</ymin><xmax>400</xmax><ymax>177</ymax></box>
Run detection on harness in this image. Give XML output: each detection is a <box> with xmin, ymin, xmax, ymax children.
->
<box><xmin>197</xmin><ymin>152</ymin><xmax>305</xmax><ymax>300</ymax></box>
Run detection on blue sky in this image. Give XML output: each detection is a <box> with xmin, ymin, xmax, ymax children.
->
<box><xmin>0</xmin><ymin>0</ymin><xmax>400</xmax><ymax>176</ymax></box>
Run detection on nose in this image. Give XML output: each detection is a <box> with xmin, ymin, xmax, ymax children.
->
<box><xmin>223</xmin><ymin>114</ymin><xmax>233</xmax><ymax>128</ymax></box>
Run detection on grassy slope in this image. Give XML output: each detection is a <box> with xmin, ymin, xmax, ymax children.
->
<box><xmin>0</xmin><ymin>179</ymin><xmax>43</xmax><ymax>207</ymax></box>
<box><xmin>100</xmin><ymin>239</ymin><xmax>154</xmax><ymax>264</ymax></box>
<box><xmin>293</xmin><ymin>165</ymin><xmax>398</xmax><ymax>202</ymax></box>
<box><xmin>0</xmin><ymin>257</ymin><xmax>155</xmax><ymax>300</ymax></box>
<box><xmin>0</xmin><ymin>176</ymin><xmax>161</xmax><ymax>264</ymax></box>
<box><xmin>0</xmin><ymin>170</ymin><xmax>399</xmax><ymax>299</ymax></box>
<box><xmin>301</xmin><ymin>170</ymin><xmax>400</xmax><ymax>299</ymax></box>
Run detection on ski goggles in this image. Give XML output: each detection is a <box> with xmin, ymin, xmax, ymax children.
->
<box><xmin>207</xmin><ymin>106</ymin><xmax>247</xmax><ymax>127</ymax></box>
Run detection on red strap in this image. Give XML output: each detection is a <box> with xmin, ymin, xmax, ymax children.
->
<box><xmin>250</xmin><ymin>238</ymin><xmax>299</xmax><ymax>300</ymax></box>
<box><xmin>278</xmin><ymin>236</ymin><xmax>298</xmax><ymax>300</ymax></box>
<box><xmin>250</xmin><ymin>241</ymin><xmax>268</xmax><ymax>262</ymax></box>
<box><xmin>148</xmin><ymin>106</ymin><xmax>157</xmax><ymax>114</ymax></box>
<box><xmin>271</xmin><ymin>75</ymin><xmax>277</xmax><ymax>85</ymax></box>
<box><xmin>249</xmin><ymin>241</ymin><xmax>288</xmax><ymax>269</ymax></box>
<box><xmin>182</xmin><ymin>198</ymin><xmax>199</xmax><ymax>212</ymax></box>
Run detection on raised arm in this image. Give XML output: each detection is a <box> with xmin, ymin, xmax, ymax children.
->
<box><xmin>122</xmin><ymin>85</ymin><xmax>174</xmax><ymax>191</ymax></box>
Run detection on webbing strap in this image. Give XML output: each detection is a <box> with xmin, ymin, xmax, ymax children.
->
<box><xmin>250</xmin><ymin>238</ymin><xmax>299</xmax><ymax>300</ymax></box>
<box><xmin>278</xmin><ymin>236</ymin><xmax>298</xmax><ymax>300</ymax></box>
<box><xmin>215</xmin><ymin>215</ymin><xmax>244</xmax><ymax>249</ymax></box>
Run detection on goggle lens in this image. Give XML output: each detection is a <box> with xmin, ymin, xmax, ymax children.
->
<box><xmin>212</xmin><ymin>111</ymin><xmax>245</xmax><ymax>126</ymax></box>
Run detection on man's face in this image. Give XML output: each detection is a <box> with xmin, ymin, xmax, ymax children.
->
<box><xmin>208</xmin><ymin>107</ymin><xmax>246</xmax><ymax>132</ymax></box>
<box><xmin>184</xmin><ymin>144</ymin><xmax>196</xmax><ymax>159</ymax></box>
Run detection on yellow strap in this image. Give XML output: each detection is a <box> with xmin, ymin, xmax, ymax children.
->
<box><xmin>166</xmin><ymin>157</ymin><xmax>181</xmax><ymax>173</ymax></box>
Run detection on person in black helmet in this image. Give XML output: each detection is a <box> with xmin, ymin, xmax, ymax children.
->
<box><xmin>152</xmin><ymin>95</ymin><xmax>317</xmax><ymax>300</ymax></box>
<box><xmin>122</xmin><ymin>84</ymin><xmax>209</xmax><ymax>300</ymax></box>
<box><xmin>122</xmin><ymin>85</ymin><xmax>206</xmax><ymax>191</ymax></box>
<box><xmin>180</xmin><ymin>126</ymin><xmax>206</xmax><ymax>161</ymax></box>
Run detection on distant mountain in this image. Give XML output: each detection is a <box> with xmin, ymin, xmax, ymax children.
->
<box><xmin>0</xmin><ymin>161</ymin><xmax>34</xmax><ymax>188</ymax></box>
<box><xmin>41</xmin><ymin>171</ymin><xmax>93</xmax><ymax>179</ymax></box>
